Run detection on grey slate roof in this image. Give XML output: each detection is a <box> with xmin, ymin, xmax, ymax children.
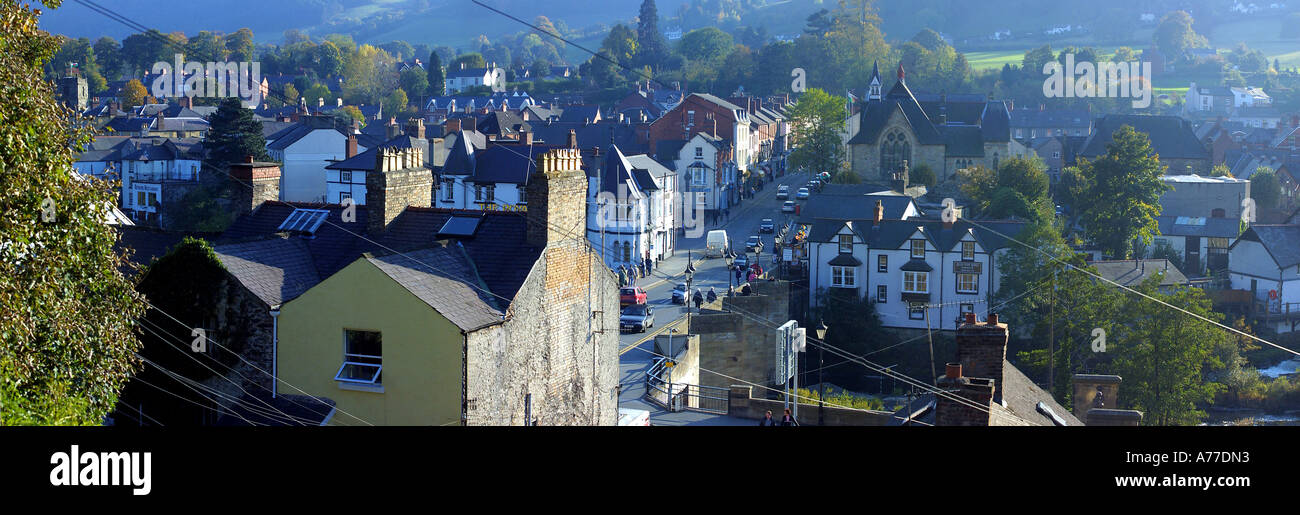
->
<box><xmin>1010</xmin><ymin>107</ymin><xmax>1093</xmax><ymax>129</ymax></box>
<box><xmin>1156</xmin><ymin>216</ymin><xmax>1241</xmax><ymax>238</ymax></box>
<box><xmin>1080</xmin><ymin>114</ymin><xmax>1209</xmax><ymax>160</ymax></box>
<box><xmin>365</xmin><ymin>246</ymin><xmax>504</xmax><ymax>332</ymax></box>
<box><xmin>213</xmin><ymin>235</ymin><xmax>321</xmax><ymax>307</ymax></box>
<box><xmin>1234</xmin><ymin>225</ymin><xmax>1300</xmax><ymax>268</ymax></box>
<box><xmin>797</xmin><ymin>191</ymin><xmax>917</xmax><ymax>224</ymax></box>
<box><xmin>889</xmin><ymin>360</ymin><xmax>1082</xmax><ymax>426</ymax></box>
<box><xmin>1091</xmin><ymin>259</ymin><xmax>1189</xmax><ymax>288</ymax></box>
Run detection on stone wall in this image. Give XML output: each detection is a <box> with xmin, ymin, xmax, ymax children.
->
<box><xmin>692</xmin><ymin>280</ymin><xmax>791</xmax><ymax>393</ymax></box>
<box><xmin>366</xmin><ymin>148</ymin><xmax>432</xmax><ymax>235</ymax></box>
<box><xmin>727</xmin><ymin>386</ymin><xmax>893</xmax><ymax>425</ymax></box>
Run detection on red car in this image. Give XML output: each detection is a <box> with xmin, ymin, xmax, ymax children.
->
<box><xmin>620</xmin><ymin>286</ymin><xmax>647</xmax><ymax>307</ymax></box>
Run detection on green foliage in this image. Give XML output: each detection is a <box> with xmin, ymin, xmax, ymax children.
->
<box><xmin>787</xmin><ymin>88</ymin><xmax>846</xmax><ymax>179</ymax></box>
<box><xmin>0</xmin><ymin>1</ymin><xmax>146</xmax><ymax>425</ymax></box>
<box><xmin>1154</xmin><ymin>11</ymin><xmax>1208</xmax><ymax>61</ymax></box>
<box><xmin>911</xmin><ymin>163</ymin><xmax>937</xmax><ymax>188</ymax></box>
<box><xmin>636</xmin><ymin>0</ymin><xmax>669</xmax><ymax>71</ymax></box>
<box><xmin>1250</xmin><ymin>167</ymin><xmax>1281</xmax><ymax>210</ymax></box>
<box><xmin>794</xmin><ymin>388</ymin><xmax>887</xmax><ymax>411</ymax></box>
<box><xmin>1210</xmin><ymin>164</ymin><xmax>1233</xmax><ymax>178</ymax></box>
<box><xmin>1076</xmin><ymin>126</ymin><xmax>1169</xmax><ymax>258</ymax></box>
<box><xmin>812</xmin><ymin>287</ymin><xmax>890</xmax><ymax>391</ymax></box>
<box><xmin>1147</xmin><ymin>239</ymin><xmax>1184</xmax><ymax>272</ymax></box>
<box><xmin>426</xmin><ymin>50</ymin><xmax>445</xmax><ymax>96</ymax></box>
<box><xmin>453</xmin><ymin>52</ymin><xmax>486</xmax><ymax>70</ymax></box>
<box><xmin>677</xmin><ymin>27</ymin><xmax>733</xmax><ymax>63</ymax></box>
<box><xmin>959</xmin><ymin>157</ymin><xmax>1051</xmax><ymax>222</ymax></box>
<box><xmin>300</xmin><ymin>83</ymin><xmax>332</xmax><ymax>106</ymax></box>
<box><xmin>121</xmin><ymin>79</ymin><xmax>148</xmax><ymax>109</ymax></box>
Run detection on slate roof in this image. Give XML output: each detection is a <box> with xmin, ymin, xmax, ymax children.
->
<box><xmin>888</xmin><ymin>359</ymin><xmax>1082</xmax><ymax>426</ymax></box>
<box><xmin>1234</xmin><ymin>225</ymin><xmax>1300</xmax><ymax>268</ymax></box>
<box><xmin>365</xmin><ymin>245</ymin><xmax>504</xmax><ymax>331</ymax></box>
<box><xmin>104</xmin><ymin>117</ymin><xmax>156</xmax><ymax>134</ymax></box>
<box><xmin>213</xmin><ymin>235</ymin><xmax>321</xmax><ymax>307</ymax></box>
<box><xmin>598</xmin><ymin>145</ymin><xmax>643</xmax><ymax>198</ymax></box>
<box><xmin>219</xmin><ymin>201</ymin><xmax>374</xmax><ymax>281</ymax></box>
<box><xmin>827</xmin><ymin>254</ymin><xmax>862</xmax><ymax>266</ymax></box>
<box><xmin>797</xmin><ymin>191</ymin><xmax>917</xmax><ymax>224</ymax></box>
<box><xmin>472</xmin><ymin>144</ymin><xmax>559</xmax><ymax>184</ymax></box>
<box><xmin>806</xmin><ymin>218</ymin><xmax>1027</xmax><ymax>254</ymax></box>
<box><xmin>113</xmin><ymin>226</ymin><xmax>197</xmax><ymax>276</ymax></box>
<box><xmin>558</xmin><ymin>104</ymin><xmax>602</xmax><ymax>123</ymax></box>
<box><xmin>1010</xmin><ymin>107</ymin><xmax>1093</xmax><ymax>128</ymax></box>
<box><xmin>1156</xmin><ymin>216</ymin><xmax>1241</xmax><ymax>238</ymax></box>
<box><xmin>326</xmin><ymin>134</ymin><xmax>431</xmax><ymax>171</ymax></box>
<box><xmin>476</xmin><ymin>110</ymin><xmax>531</xmax><ymax>137</ymax></box>
<box><xmin>938</xmin><ymin>125</ymin><xmax>986</xmax><ymax>157</ymax></box>
<box><xmin>654</xmin><ymin>139</ymin><xmax>688</xmax><ymax>165</ymax></box>
<box><xmin>529</xmin><ymin>120</ymin><xmax>648</xmax><ymax>155</ymax></box>
<box><xmin>1079</xmin><ymin>115</ymin><xmax>1209</xmax><ymax>160</ymax></box>
<box><xmin>267</xmin><ymin>121</ymin><xmax>381</xmax><ymax>151</ymax></box>
<box><xmin>626</xmin><ymin>154</ymin><xmax>675</xmax><ymax>185</ymax></box>
<box><xmin>1091</xmin><ymin>259</ymin><xmax>1190</xmax><ymax>287</ymax></box>
<box><xmin>691</xmin><ymin>93</ymin><xmax>745</xmax><ymax>114</ymax></box>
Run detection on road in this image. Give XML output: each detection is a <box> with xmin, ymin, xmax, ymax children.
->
<box><xmin>614</xmin><ymin>169</ymin><xmax>813</xmax><ymax>425</ymax></box>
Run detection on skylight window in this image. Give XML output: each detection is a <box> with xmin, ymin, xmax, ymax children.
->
<box><xmin>278</xmin><ymin>208</ymin><xmax>330</xmax><ymax>234</ymax></box>
<box><xmin>437</xmin><ymin>215</ymin><xmax>482</xmax><ymax>237</ymax></box>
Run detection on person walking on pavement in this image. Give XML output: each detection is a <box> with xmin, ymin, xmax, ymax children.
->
<box><xmin>759</xmin><ymin>410</ymin><xmax>777</xmax><ymax>426</ymax></box>
<box><xmin>781</xmin><ymin>408</ymin><xmax>799</xmax><ymax>426</ymax></box>
<box><xmin>707</xmin><ymin>287</ymin><xmax>717</xmax><ymax>303</ymax></box>
<box><xmin>692</xmin><ymin>289</ymin><xmax>704</xmax><ymax>311</ymax></box>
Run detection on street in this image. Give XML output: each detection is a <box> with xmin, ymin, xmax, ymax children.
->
<box><xmin>614</xmin><ymin>169</ymin><xmax>812</xmax><ymax>425</ymax></box>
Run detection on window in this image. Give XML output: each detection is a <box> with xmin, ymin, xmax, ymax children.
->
<box><xmin>877</xmin><ymin>285</ymin><xmax>887</xmax><ymax>303</ymax></box>
<box><xmin>622</xmin><ymin>241</ymin><xmax>632</xmax><ymax>262</ymax></box>
<box><xmin>962</xmin><ymin>241</ymin><xmax>975</xmax><ymax>260</ymax></box>
<box><xmin>1052</xmin><ymin>151</ymin><xmax>1060</xmax><ymax>159</ymax></box>
<box><xmin>961</xmin><ymin>303</ymin><xmax>975</xmax><ymax>314</ymax></box>
<box><xmin>909</xmin><ymin>303</ymin><xmax>925</xmax><ymax>320</ymax></box>
<box><xmin>278</xmin><ymin>208</ymin><xmax>330</xmax><ymax>234</ymax></box>
<box><xmin>831</xmin><ymin>266</ymin><xmax>856</xmax><ymax>288</ymax></box>
<box><xmin>476</xmin><ymin>184</ymin><xmax>495</xmax><ymax>202</ymax></box>
<box><xmin>880</xmin><ymin>130</ymin><xmax>911</xmax><ymax>173</ymax></box>
<box><xmin>910</xmin><ymin>240</ymin><xmax>926</xmax><ymax>259</ymax></box>
<box><xmin>335</xmin><ymin>330</ymin><xmax>382</xmax><ymax>385</ymax></box>
<box><xmin>339</xmin><ymin>192</ymin><xmax>352</xmax><ymax>203</ymax></box>
<box><xmin>877</xmin><ymin>254</ymin><xmax>888</xmax><ymax>272</ymax></box>
<box><xmin>957</xmin><ymin>273</ymin><xmax>978</xmax><ymax>294</ymax></box>
<box><xmin>838</xmin><ymin>234</ymin><xmax>853</xmax><ymax>254</ymax></box>
<box><xmin>690</xmin><ymin>164</ymin><xmax>707</xmax><ymax>186</ymax></box>
<box><xmin>688</xmin><ymin>110</ymin><xmax>695</xmax><ymax>125</ymax></box>
<box><xmin>695</xmin><ymin>146</ymin><xmax>703</xmax><ymax>158</ymax></box>
<box><xmin>443</xmin><ymin>179</ymin><xmax>455</xmax><ymax>201</ymax></box>
<box><xmin>341</xmin><ymin>170</ymin><xmax>352</xmax><ymax>183</ymax></box>
<box><xmin>903</xmin><ymin>271</ymin><xmax>928</xmax><ymax>293</ymax></box>
<box><xmin>137</xmin><ymin>191</ymin><xmax>146</xmax><ymax>207</ymax></box>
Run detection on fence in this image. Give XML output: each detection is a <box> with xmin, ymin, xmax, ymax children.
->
<box><xmin>644</xmin><ymin>356</ymin><xmax>728</xmax><ymax>414</ymax></box>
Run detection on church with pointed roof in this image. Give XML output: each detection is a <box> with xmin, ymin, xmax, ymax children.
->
<box><xmin>845</xmin><ymin>62</ymin><xmax>1027</xmax><ymax>183</ymax></box>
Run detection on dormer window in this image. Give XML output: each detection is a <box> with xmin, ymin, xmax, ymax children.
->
<box><xmin>962</xmin><ymin>241</ymin><xmax>975</xmax><ymax>260</ymax></box>
<box><xmin>838</xmin><ymin>234</ymin><xmax>853</xmax><ymax>254</ymax></box>
<box><xmin>910</xmin><ymin>239</ymin><xmax>926</xmax><ymax>259</ymax></box>
<box><xmin>278</xmin><ymin>208</ymin><xmax>330</xmax><ymax>236</ymax></box>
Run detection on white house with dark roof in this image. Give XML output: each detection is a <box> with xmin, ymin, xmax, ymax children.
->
<box><xmin>445</xmin><ymin>63</ymin><xmax>503</xmax><ymax>94</ymax></box>
<box><xmin>1149</xmin><ymin>215</ymin><xmax>1240</xmax><ymax>277</ymax></box>
<box><xmin>266</xmin><ymin>116</ymin><xmax>382</xmax><ymax>203</ymax></box>
<box><xmin>586</xmin><ymin>145</ymin><xmax>678</xmax><ymax>267</ymax></box>
<box><xmin>1229</xmin><ymin>224</ymin><xmax>1300</xmax><ymax>333</ymax></box>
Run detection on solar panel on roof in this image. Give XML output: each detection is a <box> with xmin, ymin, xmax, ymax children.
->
<box><xmin>278</xmin><ymin>209</ymin><xmax>329</xmax><ymax>235</ymax></box>
<box><xmin>437</xmin><ymin>216</ymin><xmax>482</xmax><ymax>237</ymax></box>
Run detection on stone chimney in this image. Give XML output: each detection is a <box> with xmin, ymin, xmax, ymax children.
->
<box><xmin>873</xmin><ymin>200</ymin><xmax>884</xmax><ymax>226</ymax></box>
<box><xmin>345</xmin><ymin>125</ymin><xmax>358</xmax><ymax>159</ymax></box>
<box><xmin>405</xmin><ymin>118</ymin><xmax>425</xmax><ymax>139</ymax></box>
<box><xmin>178</xmin><ymin>95</ymin><xmax>192</xmax><ymax>110</ymax></box>
<box><xmin>155</xmin><ymin>111</ymin><xmax>165</xmax><ymax>131</ymax></box>
<box><xmin>891</xmin><ymin>160</ymin><xmax>910</xmax><ymax>192</ymax></box>
<box><xmin>444</xmin><ymin>118</ymin><xmax>461</xmax><ymax>137</ymax></box>
<box><xmin>955</xmin><ymin>312</ymin><xmax>1008</xmax><ymax>404</ymax></box>
<box><xmin>566</xmin><ymin>129</ymin><xmax>578</xmax><ymax>149</ymax></box>
<box><xmin>1072</xmin><ymin>374</ymin><xmax>1141</xmax><ymax>425</ymax></box>
<box><xmin>385</xmin><ymin>117</ymin><xmax>401</xmax><ymax>140</ymax></box>
<box><xmin>229</xmin><ymin>156</ymin><xmax>281</xmax><ymax>218</ymax></box>
<box><xmin>525</xmin><ymin>148</ymin><xmax>586</xmax><ymax>248</ymax></box>
<box><xmin>935</xmin><ymin>362</ymin><xmax>996</xmax><ymax>426</ymax></box>
<box><xmin>366</xmin><ymin>147</ymin><xmax>431</xmax><ymax>235</ymax></box>
<box><xmin>521</xmin><ymin>129</ymin><xmax>532</xmax><ymax>145</ymax></box>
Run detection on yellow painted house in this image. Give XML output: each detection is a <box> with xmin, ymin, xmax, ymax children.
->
<box><xmin>277</xmin><ymin>244</ymin><xmax>504</xmax><ymax>426</ymax></box>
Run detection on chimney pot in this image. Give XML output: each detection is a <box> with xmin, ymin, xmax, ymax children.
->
<box><xmin>945</xmin><ymin>363</ymin><xmax>962</xmax><ymax>379</ymax></box>
<box><xmin>244</xmin><ymin>155</ymin><xmax>254</xmax><ymax>163</ymax></box>
<box><xmin>986</xmin><ymin>313</ymin><xmax>999</xmax><ymax>325</ymax></box>
<box><xmin>964</xmin><ymin>312</ymin><xmax>977</xmax><ymax>325</ymax></box>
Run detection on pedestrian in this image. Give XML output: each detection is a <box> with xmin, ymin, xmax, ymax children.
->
<box><xmin>759</xmin><ymin>410</ymin><xmax>776</xmax><ymax>426</ymax></box>
<box><xmin>707</xmin><ymin>287</ymin><xmax>717</xmax><ymax>303</ymax></box>
<box><xmin>641</xmin><ymin>260</ymin><xmax>649</xmax><ymax>278</ymax></box>
<box><xmin>781</xmin><ymin>408</ymin><xmax>799</xmax><ymax>426</ymax></box>
<box><xmin>692</xmin><ymin>289</ymin><xmax>703</xmax><ymax>311</ymax></box>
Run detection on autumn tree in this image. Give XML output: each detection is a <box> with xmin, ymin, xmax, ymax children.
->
<box><xmin>787</xmin><ymin>88</ymin><xmax>846</xmax><ymax>178</ymax></box>
<box><xmin>0</xmin><ymin>0</ymin><xmax>145</xmax><ymax>425</ymax></box>
<box><xmin>1077</xmin><ymin>126</ymin><xmax>1169</xmax><ymax>258</ymax></box>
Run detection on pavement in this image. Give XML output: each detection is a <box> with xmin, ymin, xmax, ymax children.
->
<box><xmin>615</xmin><ymin>170</ymin><xmax>813</xmax><ymax>426</ymax></box>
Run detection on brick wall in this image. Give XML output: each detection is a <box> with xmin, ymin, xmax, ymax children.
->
<box><xmin>935</xmin><ymin>376</ymin><xmax>994</xmax><ymax>426</ymax></box>
<box><xmin>525</xmin><ymin>148</ymin><xmax>587</xmax><ymax>248</ymax></box>
<box><xmin>648</xmin><ymin>95</ymin><xmax>737</xmax><ymax>153</ymax></box>
<box><xmin>955</xmin><ymin>319</ymin><xmax>1008</xmax><ymax>402</ymax></box>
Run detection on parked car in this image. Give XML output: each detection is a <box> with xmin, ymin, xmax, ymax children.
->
<box><xmin>776</xmin><ymin>185</ymin><xmax>790</xmax><ymax>199</ymax></box>
<box><xmin>796</xmin><ymin>187</ymin><xmax>810</xmax><ymax>199</ymax></box>
<box><xmin>619</xmin><ymin>286</ymin><xmax>647</xmax><ymax>307</ymax></box>
<box><xmin>733</xmin><ymin>255</ymin><xmax>750</xmax><ymax>269</ymax></box>
<box><xmin>671</xmin><ymin>282</ymin><xmax>688</xmax><ymax>304</ymax></box>
<box><xmin>620</xmin><ymin>304</ymin><xmax>655</xmax><ymax>333</ymax></box>
<box><xmin>746</xmin><ymin>235</ymin><xmax>763</xmax><ymax>252</ymax></box>
<box><xmin>782</xmin><ymin>201</ymin><xmax>796</xmax><ymax>213</ymax></box>
<box><xmin>759</xmin><ymin>218</ymin><xmax>775</xmax><ymax>233</ymax></box>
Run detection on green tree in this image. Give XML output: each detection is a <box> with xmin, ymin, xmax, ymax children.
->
<box><xmin>787</xmin><ymin>88</ymin><xmax>847</xmax><ymax>178</ymax></box>
<box><xmin>399</xmin><ymin>66</ymin><xmax>428</xmax><ymax>99</ymax></box>
<box><xmin>677</xmin><ymin>27</ymin><xmax>733</xmax><ymax>63</ymax></box>
<box><xmin>426</xmin><ymin>50</ymin><xmax>445</xmax><ymax>96</ymax></box>
<box><xmin>813</xmin><ymin>287</ymin><xmax>888</xmax><ymax>391</ymax></box>
<box><xmin>636</xmin><ymin>0</ymin><xmax>670</xmax><ymax>71</ymax></box>
<box><xmin>1077</xmin><ymin>126</ymin><xmax>1169</xmax><ymax>258</ymax></box>
<box><xmin>93</xmin><ymin>36</ymin><xmax>121</xmax><ymax>80</ymax></box>
<box><xmin>384</xmin><ymin>88</ymin><xmax>409</xmax><ymax>113</ymax></box>
<box><xmin>1210</xmin><ymin>164</ymin><xmax>1233</xmax><ymax>178</ymax></box>
<box><xmin>315</xmin><ymin>40</ymin><xmax>344</xmax><ymax>78</ymax></box>
<box><xmin>911</xmin><ymin>163</ymin><xmax>937</xmax><ymax>188</ymax></box>
<box><xmin>121</xmin><ymin>78</ymin><xmax>148</xmax><ymax>108</ymax></box>
<box><xmin>225</xmin><ymin>28</ymin><xmax>255</xmax><ymax>62</ymax></box>
<box><xmin>1154</xmin><ymin>11</ymin><xmax>1207</xmax><ymax>61</ymax></box>
<box><xmin>301</xmin><ymin>83</ymin><xmax>332</xmax><ymax>106</ymax></box>
<box><xmin>453</xmin><ymin>52</ymin><xmax>487</xmax><ymax>70</ymax></box>
<box><xmin>958</xmin><ymin>157</ymin><xmax>1051</xmax><ymax>222</ymax></box>
<box><xmin>283</xmin><ymin>83</ymin><xmax>300</xmax><ymax>105</ymax></box>
<box><xmin>0</xmin><ymin>0</ymin><xmax>145</xmax><ymax>425</ymax></box>
<box><xmin>185</xmin><ymin>31</ymin><xmax>228</xmax><ymax>62</ymax></box>
<box><xmin>1250</xmin><ymin>167</ymin><xmax>1281</xmax><ymax>210</ymax></box>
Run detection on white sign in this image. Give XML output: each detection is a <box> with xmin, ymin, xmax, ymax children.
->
<box><xmin>783</xmin><ymin>248</ymin><xmax>793</xmax><ymax>262</ymax></box>
<box><xmin>774</xmin><ymin>321</ymin><xmax>799</xmax><ymax>384</ymax></box>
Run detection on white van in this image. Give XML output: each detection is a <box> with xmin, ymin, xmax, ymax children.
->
<box><xmin>705</xmin><ymin>230</ymin><xmax>729</xmax><ymax>258</ymax></box>
<box><xmin>618</xmin><ymin>408</ymin><xmax>651</xmax><ymax>426</ymax></box>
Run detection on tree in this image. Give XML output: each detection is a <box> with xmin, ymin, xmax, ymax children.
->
<box><xmin>379</xmin><ymin>40</ymin><xmax>414</xmax><ymax>61</ymax></box>
<box><xmin>121</xmin><ymin>79</ymin><xmax>148</xmax><ymax>109</ymax></box>
<box><xmin>93</xmin><ymin>36</ymin><xmax>121</xmax><ymax>80</ymax></box>
<box><xmin>225</xmin><ymin>28</ymin><xmax>255</xmax><ymax>62</ymax></box>
<box><xmin>315</xmin><ymin>40</ymin><xmax>344</xmax><ymax>78</ymax></box>
<box><xmin>958</xmin><ymin>157</ymin><xmax>1051</xmax><ymax>222</ymax></box>
<box><xmin>1210</xmin><ymin>164</ymin><xmax>1233</xmax><ymax>178</ymax></box>
<box><xmin>453</xmin><ymin>52</ymin><xmax>487</xmax><ymax>70</ymax></box>
<box><xmin>0</xmin><ymin>1</ymin><xmax>145</xmax><ymax>424</ymax></box>
<box><xmin>399</xmin><ymin>67</ymin><xmax>428</xmax><ymax>99</ymax></box>
<box><xmin>1077</xmin><ymin>126</ymin><xmax>1169</xmax><ymax>258</ymax></box>
<box><xmin>1250</xmin><ymin>167</ymin><xmax>1281</xmax><ymax>210</ymax></box>
<box><xmin>283</xmin><ymin>83</ymin><xmax>300</xmax><ymax>105</ymax></box>
<box><xmin>301</xmin><ymin>83</ymin><xmax>332</xmax><ymax>106</ymax></box>
<box><xmin>677</xmin><ymin>27</ymin><xmax>733</xmax><ymax>63</ymax></box>
<box><xmin>911</xmin><ymin>163</ymin><xmax>937</xmax><ymax>188</ymax></box>
<box><xmin>384</xmin><ymin>88</ymin><xmax>409</xmax><ymax>113</ymax></box>
<box><xmin>813</xmin><ymin>287</ymin><xmax>888</xmax><ymax>390</ymax></box>
<box><xmin>787</xmin><ymin>88</ymin><xmax>847</xmax><ymax>178</ymax></box>
<box><xmin>1154</xmin><ymin>11</ymin><xmax>1207</xmax><ymax>61</ymax></box>
<box><xmin>636</xmin><ymin>0</ymin><xmax>670</xmax><ymax>71</ymax></box>
<box><xmin>426</xmin><ymin>50</ymin><xmax>445</xmax><ymax>97</ymax></box>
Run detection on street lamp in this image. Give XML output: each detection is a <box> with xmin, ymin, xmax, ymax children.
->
<box><xmin>815</xmin><ymin>320</ymin><xmax>828</xmax><ymax>427</ymax></box>
<box><xmin>725</xmin><ymin>251</ymin><xmax>735</xmax><ymax>299</ymax></box>
<box><xmin>684</xmin><ymin>253</ymin><xmax>696</xmax><ymax>314</ymax></box>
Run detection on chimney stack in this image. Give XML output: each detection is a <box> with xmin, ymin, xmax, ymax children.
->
<box><xmin>445</xmin><ymin>118</ymin><xmax>461</xmax><ymax>137</ymax></box>
<box><xmin>405</xmin><ymin>118</ymin><xmax>425</xmax><ymax>139</ymax></box>
<box><xmin>1072</xmin><ymin>374</ymin><xmax>1142</xmax><ymax>425</ymax></box>
<box><xmin>525</xmin><ymin>148</ymin><xmax>586</xmax><ymax>248</ymax></box>
<box><xmin>345</xmin><ymin>124</ymin><xmax>358</xmax><ymax>158</ymax></box>
<box><xmin>873</xmin><ymin>200</ymin><xmax>884</xmax><ymax>226</ymax></box>
<box><xmin>566</xmin><ymin>129</ymin><xmax>578</xmax><ymax>149</ymax></box>
<box><xmin>935</xmin><ymin>363</ymin><xmax>996</xmax><ymax>426</ymax></box>
<box><xmin>366</xmin><ymin>147</ymin><xmax>431</xmax><ymax>235</ymax></box>
<box><xmin>154</xmin><ymin>110</ymin><xmax>165</xmax><ymax>131</ymax></box>
<box><xmin>521</xmin><ymin>128</ymin><xmax>533</xmax><ymax>145</ymax></box>
<box><xmin>955</xmin><ymin>312</ymin><xmax>1009</xmax><ymax>404</ymax></box>
<box><xmin>229</xmin><ymin>156</ymin><xmax>281</xmax><ymax>218</ymax></box>
<box><xmin>386</xmin><ymin>117</ymin><xmax>401</xmax><ymax>140</ymax></box>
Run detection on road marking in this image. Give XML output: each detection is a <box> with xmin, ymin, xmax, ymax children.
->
<box><xmin>619</xmin><ymin>318</ymin><xmax>686</xmax><ymax>356</ymax></box>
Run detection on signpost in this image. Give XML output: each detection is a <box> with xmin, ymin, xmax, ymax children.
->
<box><xmin>775</xmin><ymin>321</ymin><xmax>805</xmax><ymax>419</ymax></box>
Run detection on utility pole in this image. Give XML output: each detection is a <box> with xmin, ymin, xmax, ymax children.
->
<box><xmin>1049</xmin><ymin>269</ymin><xmax>1056</xmax><ymax>393</ymax></box>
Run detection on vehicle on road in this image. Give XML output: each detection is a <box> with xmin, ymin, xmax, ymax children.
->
<box><xmin>782</xmin><ymin>201</ymin><xmax>796</xmax><ymax>213</ymax></box>
<box><xmin>620</xmin><ymin>303</ymin><xmax>654</xmax><ymax>333</ymax></box>
<box><xmin>776</xmin><ymin>185</ymin><xmax>790</xmax><ymax>199</ymax></box>
<box><xmin>705</xmin><ymin>230</ymin><xmax>729</xmax><ymax>258</ymax></box>
<box><xmin>618</xmin><ymin>408</ymin><xmax>651</xmax><ymax>426</ymax></box>
<box><xmin>759</xmin><ymin>218</ymin><xmax>775</xmax><ymax>233</ymax></box>
<box><xmin>796</xmin><ymin>187</ymin><xmax>810</xmax><ymax>199</ymax></box>
<box><xmin>746</xmin><ymin>235</ymin><xmax>763</xmax><ymax>252</ymax></box>
<box><xmin>734</xmin><ymin>255</ymin><xmax>749</xmax><ymax>269</ymax></box>
<box><xmin>619</xmin><ymin>286</ymin><xmax>647</xmax><ymax>307</ymax></box>
<box><xmin>671</xmin><ymin>282</ymin><xmax>688</xmax><ymax>304</ymax></box>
